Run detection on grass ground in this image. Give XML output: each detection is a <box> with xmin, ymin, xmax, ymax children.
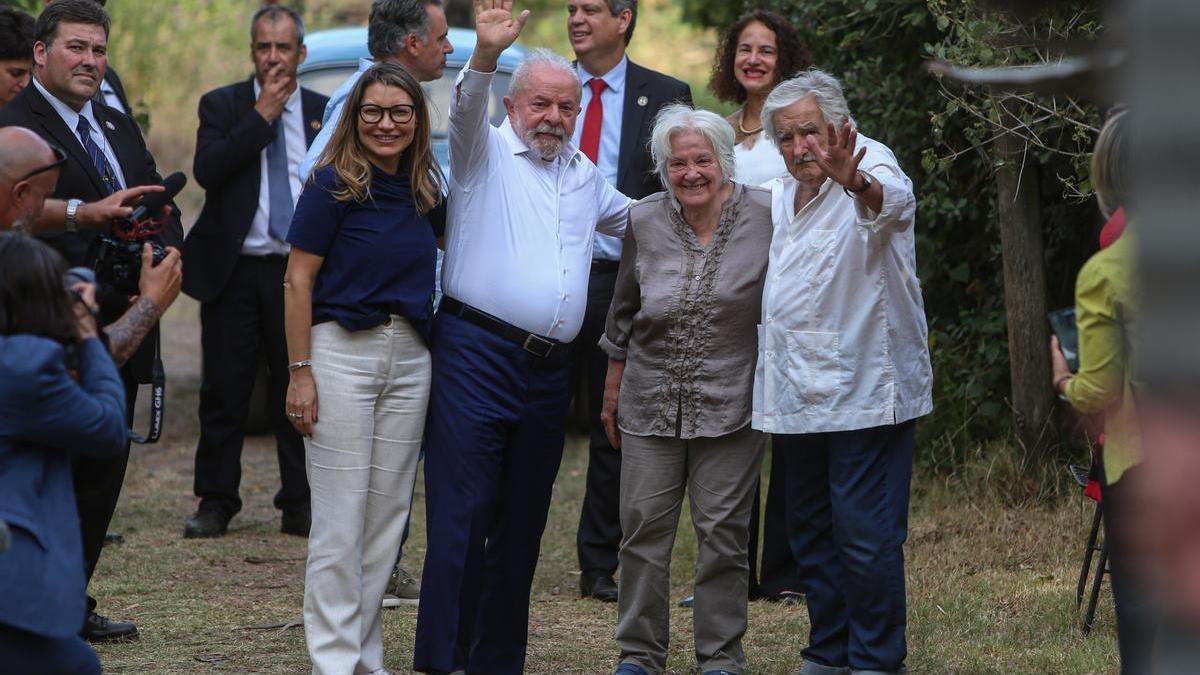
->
<box><xmin>91</xmin><ymin>298</ymin><xmax>1118</xmax><ymax>673</ymax></box>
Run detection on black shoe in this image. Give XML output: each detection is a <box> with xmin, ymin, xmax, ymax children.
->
<box><xmin>81</xmin><ymin>611</ymin><xmax>139</xmax><ymax>643</ymax></box>
<box><xmin>280</xmin><ymin>510</ymin><xmax>310</xmax><ymax>537</ymax></box>
<box><xmin>580</xmin><ymin>571</ymin><xmax>618</xmax><ymax>602</ymax></box>
<box><xmin>183</xmin><ymin>510</ymin><xmax>231</xmax><ymax>538</ymax></box>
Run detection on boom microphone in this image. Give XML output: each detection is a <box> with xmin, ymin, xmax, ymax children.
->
<box><xmin>129</xmin><ymin>171</ymin><xmax>187</xmax><ymax>223</ymax></box>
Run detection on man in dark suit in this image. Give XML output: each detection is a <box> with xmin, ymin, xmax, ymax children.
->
<box><xmin>181</xmin><ymin>5</ymin><xmax>326</xmax><ymax>540</ymax></box>
<box><xmin>0</xmin><ymin>0</ymin><xmax>183</xmax><ymax>643</ymax></box>
<box><xmin>566</xmin><ymin>0</ymin><xmax>692</xmax><ymax>602</ymax></box>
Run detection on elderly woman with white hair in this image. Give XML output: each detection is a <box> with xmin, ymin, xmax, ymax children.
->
<box><xmin>599</xmin><ymin>103</ymin><xmax>772</xmax><ymax>675</ymax></box>
<box><xmin>753</xmin><ymin>68</ymin><xmax>932</xmax><ymax>675</ymax></box>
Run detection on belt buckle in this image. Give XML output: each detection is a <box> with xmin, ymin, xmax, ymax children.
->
<box><xmin>522</xmin><ymin>333</ymin><xmax>554</xmax><ymax>358</ymax></box>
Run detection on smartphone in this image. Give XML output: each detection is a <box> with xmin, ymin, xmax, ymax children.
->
<box><xmin>1047</xmin><ymin>307</ymin><xmax>1079</xmax><ymax>373</ymax></box>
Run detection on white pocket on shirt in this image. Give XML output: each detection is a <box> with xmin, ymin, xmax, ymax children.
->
<box><xmin>805</xmin><ymin>228</ymin><xmax>839</xmax><ymax>289</ymax></box>
<box><xmin>785</xmin><ymin>330</ymin><xmax>842</xmax><ymax>405</ymax></box>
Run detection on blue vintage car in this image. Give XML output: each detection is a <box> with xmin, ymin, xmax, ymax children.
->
<box><xmin>297</xmin><ymin>26</ymin><xmax>528</xmax><ymax>169</ymax></box>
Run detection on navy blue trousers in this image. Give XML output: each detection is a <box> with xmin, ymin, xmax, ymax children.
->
<box><xmin>414</xmin><ymin>311</ymin><xmax>570</xmax><ymax>674</ymax></box>
<box><xmin>0</xmin><ymin>624</ymin><xmax>100</xmax><ymax>674</ymax></box>
<box><xmin>776</xmin><ymin>421</ymin><xmax>914</xmax><ymax>673</ymax></box>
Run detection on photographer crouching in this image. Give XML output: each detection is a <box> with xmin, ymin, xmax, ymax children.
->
<box><xmin>0</xmin><ymin>0</ymin><xmax>184</xmax><ymax>644</ymax></box>
<box><xmin>0</xmin><ymin>230</ymin><xmax>127</xmax><ymax>673</ymax></box>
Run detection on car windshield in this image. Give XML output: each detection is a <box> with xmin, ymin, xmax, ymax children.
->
<box><xmin>298</xmin><ymin>63</ymin><xmax>511</xmax><ymax>137</ymax></box>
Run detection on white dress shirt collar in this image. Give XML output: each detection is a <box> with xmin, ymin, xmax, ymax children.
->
<box><xmin>576</xmin><ymin>55</ymin><xmax>627</xmax><ymax>95</ymax></box>
<box><xmin>33</xmin><ymin>74</ymin><xmax>102</xmax><ymax>141</ymax></box>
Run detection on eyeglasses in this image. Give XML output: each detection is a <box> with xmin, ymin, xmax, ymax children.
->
<box><xmin>19</xmin><ymin>143</ymin><xmax>68</xmax><ymax>181</ymax></box>
<box><xmin>359</xmin><ymin>104</ymin><xmax>415</xmax><ymax>125</ymax></box>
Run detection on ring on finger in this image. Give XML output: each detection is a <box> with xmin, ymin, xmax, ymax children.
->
<box><xmin>288</xmin><ymin>412</ymin><xmax>303</xmax><ymax>419</ymax></box>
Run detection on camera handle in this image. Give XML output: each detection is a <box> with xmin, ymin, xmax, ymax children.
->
<box><xmin>130</xmin><ymin>331</ymin><xmax>164</xmax><ymax>444</ymax></box>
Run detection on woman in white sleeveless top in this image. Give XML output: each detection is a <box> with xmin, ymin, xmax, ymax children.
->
<box><xmin>709</xmin><ymin>10</ymin><xmax>813</xmax><ymax>187</ymax></box>
<box><xmin>695</xmin><ymin>9</ymin><xmax>816</xmax><ymax>605</ymax></box>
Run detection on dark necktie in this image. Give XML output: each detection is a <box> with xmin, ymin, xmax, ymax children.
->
<box><xmin>75</xmin><ymin>116</ymin><xmax>118</xmax><ymax>195</ymax></box>
<box><xmin>266</xmin><ymin>116</ymin><xmax>294</xmax><ymax>242</ymax></box>
<box><xmin>580</xmin><ymin>78</ymin><xmax>607</xmax><ymax>164</ymax></box>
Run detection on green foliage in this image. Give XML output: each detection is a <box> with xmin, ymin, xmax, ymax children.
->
<box><xmin>0</xmin><ymin>0</ymin><xmax>39</xmax><ymax>12</ymax></box>
<box><xmin>682</xmin><ymin>0</ymin><xmax>1105</xmax><ymax>469</ymax></box>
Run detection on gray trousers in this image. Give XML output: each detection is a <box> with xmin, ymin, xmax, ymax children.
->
<box><xmin>616</xmin><ymin>425</ymin><xmax>766</xmax><ymax>674</ymax></box>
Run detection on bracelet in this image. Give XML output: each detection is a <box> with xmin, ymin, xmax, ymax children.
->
<box><xmin>842</xmin><ymin>171</ymin><xmax>873</xmax><ymax>198</ymax></box>
<box><xmin>288</xmin><ymin>359</ymin><xmax>312</xmax><ymax>371</ymax></box>
<box><xmin>1054</xmin><ymin>374</ymin><xmax>1072</xmax><ymax>394</ymax></box>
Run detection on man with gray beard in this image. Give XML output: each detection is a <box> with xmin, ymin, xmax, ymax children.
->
<box><xmin>413</xmin><ymin>1</ymin><xmax>630</xmax><ymax>672</ymax></box>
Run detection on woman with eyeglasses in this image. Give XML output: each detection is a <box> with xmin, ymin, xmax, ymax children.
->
<box><xmin>282</xmin><ymin>62</ymin><xmax>445</xmax><ymax>674</ymax></box>
<box><xmin>0</xmin><ymin>232</ymin><xmax>127</xmax><ymax>674</ymax></box>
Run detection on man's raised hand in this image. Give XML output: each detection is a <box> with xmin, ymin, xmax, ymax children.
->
<box><xmin>805</xmin><ymin>121</ymin><xmax>867</xmax><ymax>190</ymax></box>
<box><xmin>471</xmin><ymin>0</ymin><xmax>530</xmax><ymax>71</ymax></box>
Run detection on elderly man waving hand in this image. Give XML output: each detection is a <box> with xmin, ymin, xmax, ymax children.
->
<box><xmin>754</xmin><ymin>69</ymin><xmax>933</xmax><ymax>675</ymax></box>
<box><xmin>413</xmin><ymin>1</ymin><xmax>631</xmax><ymax>673</ymax></box>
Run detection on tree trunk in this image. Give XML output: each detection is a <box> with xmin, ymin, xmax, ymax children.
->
<box><xmin>994</xmin><ymin>99</ymin><xmax>1055</xmax><ymax>465</ymax></box>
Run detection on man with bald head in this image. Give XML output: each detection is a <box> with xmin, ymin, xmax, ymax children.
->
<box><xmin>0</xmin><ymin>126</ymin><xmax>63</xmax><ymax>231</ymax></box>
<box><xmin>413</xmin><ymin>2</ymin><xmax>630</xmax><ymax>673</ymax></box>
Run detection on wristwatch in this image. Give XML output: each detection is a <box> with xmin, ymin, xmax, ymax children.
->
<box><xmin>844</xmin><ymin>171</ymin><xmax>873</xmax><ymax>197</ymax></box>
<box><xmin>65</xmin><ymin>198</ymin><xmax>83</xmax><ymax>232</ymax></box>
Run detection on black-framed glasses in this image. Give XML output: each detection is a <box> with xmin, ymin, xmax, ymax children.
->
<box><xmin>359</xmin><ymin>104</ymin><xmax>415</xmax><ymax>125</ymax></box>
<box><xmin>19</xmin><ymin>142</ymin><xmax>68</xmax><ymax>181</ymax></box>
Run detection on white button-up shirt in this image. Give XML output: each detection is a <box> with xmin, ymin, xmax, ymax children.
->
<box><xmin>753</xmin><ymin>133</ymin><xmax>933</xmax><ymax>434</ymax></box>
<box><xmin>441</xmin><ymin>67</ymin><xmax>630</xmax><ymax>342</ymax></box>
<box><xmin>243</xmin><ymin>81</ymin><xmax>303</xmax><ymax>256</ymax></box>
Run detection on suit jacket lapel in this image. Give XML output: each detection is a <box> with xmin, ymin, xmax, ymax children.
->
<box><xmin>26</xmin><ymin>84</ymin><xmax>107</xmax><ymax>196</ymax></box>
<box><xmin>301</xmin><ymin>88</ymin><xmax>324</xmax><ymax>147</ymax></box>
<box><xmin>234</xmin><ymin>78</ymin><xmax>264</xmax><ymax>202</ymax></box>
<box><xmin>618</xmin><ymin>61</ymin><xmax>649</xmax><ymax>191</ymax></box>
<box><xmin>235</xmin><ymin>77</ymin><xmax>257</xmax><ymax>118</ymax></box>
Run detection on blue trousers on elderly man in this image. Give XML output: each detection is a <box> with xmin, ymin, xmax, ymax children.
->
<box><xmin>413</xmin><ymin>310</ymin><xmax>571</xmax><ymax>675</ymax></box>
<box><xmin>777</xmin><ymin>420</ymin><xmax>915</xmax><ymax>675</ymax></box>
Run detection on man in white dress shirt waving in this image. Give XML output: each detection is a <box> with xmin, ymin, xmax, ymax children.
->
<box><xmin>413</xmin><ymin>1</ymin><xmax>630</xmax><ymax>673</ymax></box>
<box><xmin>753</xmin><ymin>69</ymin><xmax>932</xmax><ymax>675</ymax></box>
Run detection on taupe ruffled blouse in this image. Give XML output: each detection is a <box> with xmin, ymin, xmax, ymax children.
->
<box><xmin>599</xmin><ymin>182</ymin><xmax>772</xmax><ymax>439</ymax></box>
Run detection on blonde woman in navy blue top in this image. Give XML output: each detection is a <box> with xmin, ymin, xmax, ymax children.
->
<box><xmin>282</xmin><ymin>62</ymin><xmax>445</xmax><ymax>675</ymax></box>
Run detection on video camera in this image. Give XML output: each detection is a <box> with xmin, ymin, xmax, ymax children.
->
<box><xmin>88</xmin><ymin>172</ymin><xmax>185</xmax><ymax>294</ymax></box>
<box><xmin>83</xmin><ymin>172</ymin><xmax>186</xmax><ymax>445</ymax></box>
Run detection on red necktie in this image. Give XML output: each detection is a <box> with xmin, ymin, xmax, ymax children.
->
<box><xmin>580</xmin><ymin>78</ymin><xmax>607</xmax><ymax>164</ymax></box>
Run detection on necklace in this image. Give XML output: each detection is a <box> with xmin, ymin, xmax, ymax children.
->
<box><xmin>737</xmin><ymin>109</ymin><xmax>763</xmax><ymax>135</ymax></box>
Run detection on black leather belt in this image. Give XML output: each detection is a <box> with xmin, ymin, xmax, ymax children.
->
<box><xmin>439</xmin><ymin>296</ymin><xmax>567</xmax><ymax>359</ymax></box>
<box><xmin>591</xmin><ymin>259</ymin><xmax>620</xmax><ymax>273</ymax></box>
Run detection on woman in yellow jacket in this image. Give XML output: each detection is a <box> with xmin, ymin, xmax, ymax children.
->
<box><xmin>1050</xmin><ymin>109</ymin><xmax>1148</xmax><ymax>674</ymax></box>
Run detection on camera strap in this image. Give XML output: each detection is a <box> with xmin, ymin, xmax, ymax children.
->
<box><xmin>130</xmin><ymin>332</ymin><xmax>164</xmax><ymax>444</ymax></box>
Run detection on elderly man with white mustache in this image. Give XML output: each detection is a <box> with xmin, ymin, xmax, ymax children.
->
<box><xmin>753</xmin><ymin>69</ymin><xmax>932</xmax><ymax>675</ymax></box>
<box><xmin>413</xmin><ymin>1</ymin><xmax>631</xmax><ymax>673</ymax></box>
